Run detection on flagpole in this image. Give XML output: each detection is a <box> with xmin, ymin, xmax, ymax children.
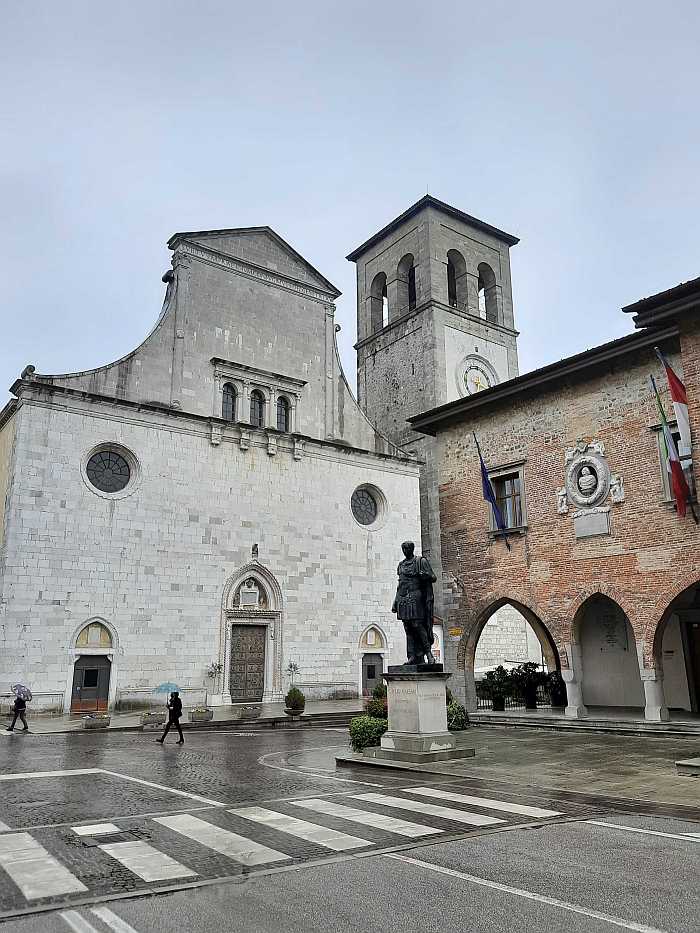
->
<box><xmin>473</xmin><ymin>433</ymin><xmax>511</xmax><ymax>550</ymax></box>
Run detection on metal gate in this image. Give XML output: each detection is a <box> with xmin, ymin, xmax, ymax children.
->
<box><xmin>229</xmin><ymin>625</ymin><xmax>266</xmax><ymax>701</ymax></box>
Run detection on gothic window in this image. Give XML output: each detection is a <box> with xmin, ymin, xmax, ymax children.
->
<box><xmin>76</xmin><ymin>621</ymin><xmax>113</xmax><ymax>648</ymax></box>
<box><xmin>370</xmin><ymin>272</ymin><xmax>388</xmax><ymax>332</ymax></box>
<box><xmin>222</xmin><ymin>383</ymin><xmax>237</xmax><ymax>422</ymax></box>
<box><xmin>446</xmin><ymin>249</ymin><xmax>467</xmax><ymax>310</ymax></box>
<box><xmin>477</xmin><ymin>262</ymin><xmax>499</xmax><ymax>324</ymax></box>
<box><xmin>397</xmin><ymin>254</ymin><xmax>416</xmax><ymax>314</ymax></box>
<box><xmin>276</xmin><ymin>396</ymin><xmax>290</xmax><ymax>432</ymax></box>
<box><xmin>86</xmin><ymin>450</ymin><xmax>131</xmax><ymax>493</ymax></box>
<box><xmin>250</xmin><ymin>389</ymin><xmax>266</xmax><ymax>427</ymax></box>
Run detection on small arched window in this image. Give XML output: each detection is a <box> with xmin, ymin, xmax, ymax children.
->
<box><xmin>222</xmin><ymin>383</ymin><xmax>236</xmax><ymax>422</ymax></box>
<box><xmin>477</xmin><ymin>262</ymin><xmax>499</xmax><ymax>324</ymax></box>
<box><xmin>446</xmin><ymin>250</ymin><xmax>467</xmax><ymax>310</ymax></box>
<box><xmin>369</xmin><ymin>272</ymin><xmax>388</xmax><ymax>332</ymax></box>
<box><xmin>276</xmin><ymin>396</ymin><xmax>290</xmax><ymax>432</ymax></box>
<box><xmin>397</xmin><ymin>254</ymin><xmax>416</xmax><ymax>313</ymax></box>
<box><xmin>250</xmin><ymin>389</ymin><xmax>266</xmax><ymax>428</ymax></box>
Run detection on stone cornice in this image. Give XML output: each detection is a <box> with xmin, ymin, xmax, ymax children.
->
<box><xmin>210</xmin><ymin>358</ymin><xmax>307</xmax><ymax>388</ymax></box>
<box><xmin>175</xmin><ymin>240</ymin><xmax>337</xmax><ymax>305</ymax></box>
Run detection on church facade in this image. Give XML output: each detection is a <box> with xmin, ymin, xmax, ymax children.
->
<box><xmin>0</xmin><ymin>226</ymin><xmax>420</xmax><ymax>711</ymax></box>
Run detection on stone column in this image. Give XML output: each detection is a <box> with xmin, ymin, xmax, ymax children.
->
<box><xmin>464</xmin><ymin>664</ymin><xmax>478</xmax><ymax>713</ymax></box>
<box><xmin>562</xmin><ymin>643</ymin><xmax>588</xmax><ymax>718</ymax></box>
<box><xmin>641</xmin><ymin>668</ymin><xmax>670</xmax><ymax>721</ymax></box>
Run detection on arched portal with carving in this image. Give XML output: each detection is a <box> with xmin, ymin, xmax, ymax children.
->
<box><xmin>220</xmin><ymin>562</ymin><xmax>284</xmax><ymax>703</ymax></box>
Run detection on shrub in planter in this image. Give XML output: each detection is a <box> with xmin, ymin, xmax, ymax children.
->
<box><xmin>189</xmin><ymin>706</ymin><xmax>214</xmax><ymax>723</ymax></box>
<box><xmin>140</xmin><ymin>710</ymin><xmax>166</xmax><ymax>728</ymax></box>
<box><xmin>482</xmin><ymin>665</ymin><xmax>512</xmax><ymax>711</ymax></box>
<box><xmin>82</xmin><ymin>713</ymin><xmax>111</xmax><ymax>730</ymax></box>
<box><xmin>447</xmin><ymin>701</ymin><xmax>468</xmax><ymax>731</ymax></box>
<box><xmin>365</xmin><ymin>697</ymin><xmax>388</xmax><ymax>719</ymax></box>
<box><xmin>371</xmin><ymin>682</ymin><xmax>387</xmax><ymax>701</ymax></box>
<box><xmin>547</xmin><ymin>671</ymin><xmax>567</xmax><ymax>708</ymax></box>
<box><xmin>349</xmin><ymin>715</ymin><xmax>388</xmax><ymax>751</ymax></box>
<box><xmin>284</xmin><ymin>686</ymin><xmax>305</xmax><ymax>716</ymax></box>
<box><xmin>511</xmin><ymin>662</ymin><xmax>547</xmax><ymax>710</ymax></box>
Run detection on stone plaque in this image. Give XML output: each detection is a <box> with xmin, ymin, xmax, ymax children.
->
<box><xmin>574</xmin><ymin>510</ymin><xmax>610</xmax><ymax>539</ymax></box>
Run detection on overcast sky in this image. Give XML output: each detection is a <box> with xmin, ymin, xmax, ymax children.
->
<box><xmin>2</xmin><ymin>2</ymin><xmax>699</xmax><ymax>405</ymax></box>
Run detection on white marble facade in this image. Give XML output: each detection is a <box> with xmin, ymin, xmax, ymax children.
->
<box><xmin>0</xmin><ymin>227</ymin><xmax>420</xmax><ymax>709</ymax></box>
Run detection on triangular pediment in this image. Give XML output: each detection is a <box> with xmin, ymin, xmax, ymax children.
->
<box><xmin>168</xmin><ymin>226</ymin><xmax>340</xmax><ymax>297</ymax></box>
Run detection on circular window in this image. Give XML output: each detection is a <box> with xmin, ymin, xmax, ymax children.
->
<box><xmin>86</xmin><ymin>450</ymin><xmax>131</xmax><ymax>493</ymax></box>
<box><xmin>351</xmin><ymin>487</ymin><xmax>378</xmax><ymax>525</ymax></box>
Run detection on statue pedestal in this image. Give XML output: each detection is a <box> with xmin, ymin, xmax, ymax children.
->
<box><xmin>368</xmin><ymin>667</ymin><xmax>474</xmax><ymax>764</ymax></box>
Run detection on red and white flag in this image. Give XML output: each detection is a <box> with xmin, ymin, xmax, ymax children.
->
<box><xmin>655</xmin><ymin>348</ymin><xmax>691</xmax><ymax>458</ymax></box>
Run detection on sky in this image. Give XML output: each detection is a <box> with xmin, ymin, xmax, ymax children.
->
<box><xmin>2</xmin><ymin>1</ymin><xmax>700</xmax><ymax>405</ymax></box>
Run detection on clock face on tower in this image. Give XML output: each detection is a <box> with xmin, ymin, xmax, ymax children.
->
<box><xmin>463</xmin><ymin>363</ymin><xmax>492</xmax><ymax>395</ymax></box>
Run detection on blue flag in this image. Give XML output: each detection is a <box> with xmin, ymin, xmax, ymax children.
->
<box><xmin>473</xmin><ymin>433</ymin><xmax>511</xmax><ymax>551</ymax></box>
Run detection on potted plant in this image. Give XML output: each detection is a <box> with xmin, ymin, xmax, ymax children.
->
<box><xmin>188</xmin><ymin>705</ymin><xmax>214</xmax><ymax>723</ymax></box>
<box><xmin>284</xmin><ymin>686</ymin><xmax>305</xmax><ymax>719</ymax></box>
<box><xmin>82</xmin><ymin>712</ymin><xmax>111</xmax><ymax>730</ymax></box>
<box><xmin>511</xmin><ymin>662</ymin><xmax>547</xmax><ymax>710</ymax></box>
<box><xmin>140</xmin><ymin>709</ymin><xmax>166</xmax><ymax>729</ymax></box>
<box><xmin>482</xmin><ymin>665</ymin><xmax>512</xmax><ymax>712</ymax></box>
<box><xmin>547</xmin><ymin>670</ymin><xmax>567</xmax><ymax>709</ymax></box>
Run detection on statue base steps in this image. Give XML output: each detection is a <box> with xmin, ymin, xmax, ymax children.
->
<box><xmin>369</xmin><ymin>669</ymin><xmax>474</xmax><ymax>765</ymax></box>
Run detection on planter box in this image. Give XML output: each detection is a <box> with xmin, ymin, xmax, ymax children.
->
<box><xmin>189</xmin><ymin>708</ymin><xmax>214</xmax><ymax>723</ymax></box>
<box><xmin>82</xmin><ymin>715</ymin><xmax>111</xmax><ymax>730</ymax></box>
<box><xmin>231</xmin><ymin>705</ymin><xmax>262</xmax><ymax>721</ymax></box>
<box><xmin>284</xmin><ymin>708</ymin><xmax>304</xmax><ymax>720</ymax></box>
<box><xmin>140</xmin><ymin>711</ymin><xmax>166</xmax><ymax>729</ymax></box>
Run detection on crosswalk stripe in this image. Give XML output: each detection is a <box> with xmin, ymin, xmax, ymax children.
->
<box><xmin>72</xmin><ymin>823</ymin><xmax>121</xmax><ymax>836</ymax></box>
<box><xmin>290</xmin><ymin>798</ymin><xmax>442</xmax><ymax>838</ymax></box>
<box><xmin>154</xmin><ymin>814</ymin><xmax>290</xmax><ymax>866</ymax></box>
<box><xmin>230</xmin><ymin>806</ymin><xmax>372</xmax><ymax>851</ymax></box>
<box><xmin>405</xmin><ymin>786</ymin><xmax>562</xmax><ymax>818</ymax></box>
<box><xmin>0</xmin><ymin>832</ymin><xmax>87</xmax><ymax>899</ymax></box>
<box><xmin>99</xmin><ymin>840</ymin><xmax>198</xmax><ymax>882</ymax></box>
<box><xmin>353</xmin><ymin>793</ymin><xmax>504</xmax><ymax>827</ymax></box>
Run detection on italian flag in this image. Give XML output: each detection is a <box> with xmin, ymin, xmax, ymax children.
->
<box><xmin>650</xmin><ymin>374</ymin><xmax>690</xmax><ymax>517</ymax></box>
<box><xmin>655</xmin><ymin>348</ymin><xmax>691</xmax><ymax>458</ymax></box>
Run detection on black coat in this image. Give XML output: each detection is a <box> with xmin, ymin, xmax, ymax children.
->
<box><xmin>13</xmin><ymin>697</ymin><xmax>26</xmax><ymax>712</ymax></box>
<box><xmin>168</xmin><ymin>697</ymin><xmax>182</xmax><ymax>719</ymax></box>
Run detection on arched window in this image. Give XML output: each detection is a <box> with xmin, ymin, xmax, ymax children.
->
<box><xmin>477</xmin><ymin>262</ymin><xmax>499</xmax><ymax>324</ymax></box>
<box><xmin>369</xmin><ymin>272</ymin><xmax>388</xmax><ymax>333</ymax></box>
<box><xmin>222</xmin><ymin>383</ymin><xmax>237</xmax><ymax>422</ymax></box>
<box><xmin>446</xmin><ymin>249</ymin><xmax>467</xmax><ymax>310</ymax></box>
<box><xmin>276</xmin><ymin>396</ymin><xmax>290</xmax><ymax>432</ymax></box>
<box><xmin>250</xmin><ymin>389</ymin><xmax>266</xmax><ymax>428</ymax></box>
<box><xmin>76</xmin><ymin>621</ymin><xmax>113</xmax><ymax>649</ymax></box>
<box><xmin>397</xmin><ymin>254</ymin><xmax>416</xmax><ymax>314</ymax></box>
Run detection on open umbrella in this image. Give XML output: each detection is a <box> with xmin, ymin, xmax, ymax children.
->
<box><xmin>11</xmin><ymin>684</ymin><xmax>32</xmax><ymax>702</ymax></box>
<box><xmin>154</xmin><ymin>682</ymin><xmax>179</xmax><ymax>694</ymax></box>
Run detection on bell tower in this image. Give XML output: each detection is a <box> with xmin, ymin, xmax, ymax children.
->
<box><xmin>347</xmin><ymin>195</ymin><xmax>520</xmax><ymax>601</ymax></box>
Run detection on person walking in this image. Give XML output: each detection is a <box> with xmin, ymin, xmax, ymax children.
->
<box><xmin>6</xmin><ymin>695</ymin><xmax>28</xmax><ymax>732</ymax></box>
<box><xmin>157</xmin><ymin>691</ymin><xmax>184</xmax><ymax>745</ymax></box>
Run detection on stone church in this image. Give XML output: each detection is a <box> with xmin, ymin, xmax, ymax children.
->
<box><xmin>0</xmin><ymin>223</ymin><xmax>425</xmax><ymax>711</ymax></box>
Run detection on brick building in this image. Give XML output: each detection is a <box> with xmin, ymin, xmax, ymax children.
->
<box><xmin>410</xmin><ymin>277</ymin><xmax>700</xmax><ymax>721</ymax></box>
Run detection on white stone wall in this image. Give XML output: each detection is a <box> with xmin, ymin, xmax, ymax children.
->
<box><xmin>0</xmin><ymin>397</ymin><xmax>420</xmax><ymax>708</ymax></box>
<box><xmin>474</xmin><ymin>605</ymin><xmax>543</xmax><ymax>670</ymax></box>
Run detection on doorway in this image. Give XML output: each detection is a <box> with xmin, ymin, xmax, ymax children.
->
<box><xmin>362</xmin><ymin>653</ymin><xmax>383</xmax><ymax>696</ymax></box>
<box><xmin>70</xmin><ymin>656</ymin><xmax>111</xmax><ymax>712</ymax></box>
<box><xmin>230</xmin><ymin>625</ymin><xmax>266</xmax><ymax>701</ymax></box>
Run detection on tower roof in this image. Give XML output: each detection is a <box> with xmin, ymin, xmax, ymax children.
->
<box><xmin>346</xmin><ymin>195</ymin><xmax>519</xmax><ymax>262</ymax></box>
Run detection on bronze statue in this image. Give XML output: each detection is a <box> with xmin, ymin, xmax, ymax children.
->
<box><xmin>392</xmin><ymin>541</ymin><xmax>437</xmax><ymax>665</ymax></box>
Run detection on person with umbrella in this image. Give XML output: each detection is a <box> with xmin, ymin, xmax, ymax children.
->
<box><xmin>6</xmin><ymin>685</ymin><xmax>31</xmax><ymax>732</ymax></box>
<box><xmin>156</xmin><ymin>686</ymin><xmax>184</xmax><ymax>745</ymax></box>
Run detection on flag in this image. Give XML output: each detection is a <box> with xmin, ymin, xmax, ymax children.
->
<box><xmin>473</xmin><ymin>433</ymin><xmax>511</xmax><ymax>550</ymax></box>
<box><xmin>650</xmin><ymin>375</ymin><xmax>690</xmax><ymax>518</ymax></box>
<box><xmin>655</xmin><ymin>347</ymin><xmax>691</xmax><ymax>458</ymax></box>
